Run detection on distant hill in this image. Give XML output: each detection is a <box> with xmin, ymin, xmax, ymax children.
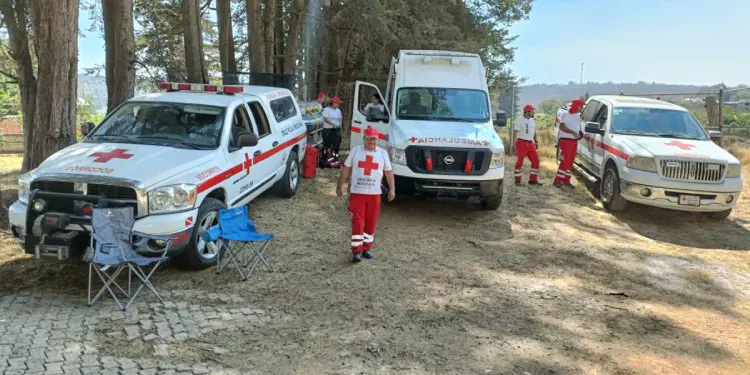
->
<box><xmin>516</xmin><ymin>82</ymin><xmax>742</xmax><ymax>106</ymax></box>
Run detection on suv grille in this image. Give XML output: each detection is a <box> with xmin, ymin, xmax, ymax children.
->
<box><xmin>406</xmin><ymin>146</ymin><xmax>490</xmax><ymax>175</ymax></box>
<box><xmin>659</xmin><ymin>159</ymin><xmax>725</xmax><ymax>182</ymax></box>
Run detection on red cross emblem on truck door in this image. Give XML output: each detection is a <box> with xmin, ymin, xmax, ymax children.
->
<box><xmin>243</xmin><ymin>152</ymin><xmax>253</xmax><ymax>175</ymax></box>
<box><xmin>89</xmin><ymin>149</ymin><xmax>134</xmax><ymax>163</ymax></box>
<box><xmin>358</xmin><ymin>155</ymin><xmax>379</xmax><ymax>176</ymax></box>
<box><xmin>665</xmin><ymin>140</ymin><xmax>696</xmax><ymax>150</ymax></box>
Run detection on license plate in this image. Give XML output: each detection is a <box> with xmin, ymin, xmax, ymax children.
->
<box><xmin>679</xmin><ymin>194</ymin><xmax>700</xmax><ymax>206</ymax></box>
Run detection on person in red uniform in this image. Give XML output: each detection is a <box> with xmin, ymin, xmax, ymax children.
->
<box><xmin>554</xmin><ymin>98</ymin><xmax>586</xmax><ymax>188</ymax></box>
<box><xmin>336</xmin><ymin>126</ymin><xmax>396</xmax><ymax>263</ymax></box>
<box><xmin>512</xmin><ymin>104</ymin><xmax>542</xmax><ymax>186</ymax></box>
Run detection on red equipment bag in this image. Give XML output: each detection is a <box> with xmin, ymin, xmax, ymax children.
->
<box><xmin>302</xmin><ymin>144</ymin><xmax>318</xmax><ymax>178</ymax></box>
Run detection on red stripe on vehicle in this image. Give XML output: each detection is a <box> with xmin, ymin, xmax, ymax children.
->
<box><xmin>197</xmin><ymin>132</ymin><xmax>306</xmax><ymax>194</ymax></box>
<box><xmin>351</xmin><ymin>126</ymin><xmax>388</xmax><ymax>141</ymax></box>
<box><xmin>582</xmin><ymin>135</ymin><xmax>630</xmax><ymax>161</ymax></box>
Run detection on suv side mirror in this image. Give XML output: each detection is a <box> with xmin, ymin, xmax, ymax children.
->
<box><xmin>236</xmin><ymin>132</ymin><xmax>259</xmax><ymax>148</ymax></box>
<box><xmin>493</xmin><ymin>112</ymin><xmax>507</xmax><ymax>127</ymax></box>
<box><xmin>366</xmin><ymin>112</ymin><xmax>389</xmax><ymax>123</ymax></box>
<box><xmin>584</xmin><ymin>121</ymin><xmax>604</xmax><ymax>135</ymax></box>
<box><xmin>80</xmin><ymin>122</ymin><xmax>95</xmax><ymax>137</ymax></box>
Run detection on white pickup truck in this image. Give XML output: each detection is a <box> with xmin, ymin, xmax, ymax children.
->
<box><xmin>554</xmin><ymin>95</ymin><xmax>742</xmax><ymax>219</ymax></box>
<box><xmin>9</xmin><ymin>82</ymin><xmax>307</xmax><ymax>269</ymax></box>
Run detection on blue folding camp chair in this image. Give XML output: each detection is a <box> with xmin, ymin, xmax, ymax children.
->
<box><xmin>201</xmin><ymin>206</ymin><xmax>274</xmax><ymax>281</ymax></box>
<box><xmin>87</xmin><ymin>207</ymin><xmax>172</xmax><ymax>310</ymax></box>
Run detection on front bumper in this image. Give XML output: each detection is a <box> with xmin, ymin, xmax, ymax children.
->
<box><xmin>9</xmin><ymin>199</ymin><xmax>197</xmax><ymax>257</ymax></box>
<box><xmin>396</xmin><ymin>175</ymin><xmax>503</xmax><ymax>198</ymax></box>
<box><xmin>619</xmin><ymin>180</ymin><xmax>740</xmax><ymax>212</ymax></box>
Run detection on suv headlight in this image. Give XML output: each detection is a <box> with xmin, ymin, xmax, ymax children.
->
<box><xmin>148</xmin><ymin>184</ymin><xmax>197</xmax><ymax>214</ymax></box>
<box><xmin>18</xmin><ymin>172</ymin><xmax>32</xmax><ymax>204</ymax></box>
<box><xmin>389</xmin><ymin>146</ymin><xmax>406</xmax><ymax>165</ymax></box>
<box><xmin>626</xmin><ymin>156</ymin><xmax>657</xmax><ymax>173</ymax></box>
<box><xmin>490</xmin><ymin>152</ymin><xmax>504</xmax><ymax>169</ymax></box>
<box><xmin>726</xmin><ymin>163</ymin><xmax>741</xmax><ymax>178</ymax></box>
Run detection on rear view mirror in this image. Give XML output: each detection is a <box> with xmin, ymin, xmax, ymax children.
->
<box><xmin>80</xmin><ymin>122</ymin><xmax>95</xmax><ymax>137</ymax></box>
<box><xmin>584</xmin><ymin>121</ymin><xmax>604</xmax><ymax>135</ymax></box>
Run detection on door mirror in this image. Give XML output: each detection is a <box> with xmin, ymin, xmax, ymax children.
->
<box><xmin>80</xmin><ymin>122</ymin><xmax>95</xmax><ymax>137</ymax></box>
<box><xmin>584</xmin><ymin>121</ymin><xmax>604</xmax><ymax>135</ymax></box>
<box><xmin>366</xmin><ymin>112</ymin><xmax>389</xmax><ymax>123</ymax></box>
<box><xmin>494</xmin><ymin>112</ymin><xmax>507</xmax><ymax>127</ymax></box>
<box><xmin>236</xmin><ymin>132</ymin><xmax>259</xmax><ymax>148</ymax></box>
<box><xmin>708</xmin><ymin>130</ymin><xmax>721</xmax><ymax>138</ymax></box>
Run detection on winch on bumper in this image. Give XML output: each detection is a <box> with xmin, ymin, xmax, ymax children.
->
<box><xmin>9</xmin><ymin>189</ymin><xmax>196</xmax><ymax>260</ymax></box>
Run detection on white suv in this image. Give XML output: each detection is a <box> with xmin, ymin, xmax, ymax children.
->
<box><xmin>555</xmin><ymin>95</ymin><xmax>742</xmax><ymax>219</ymax></box>
<box><xmin>9</xmin><ymin>82</ymin><xmax>307</xmax><ymax>269</ymax></box>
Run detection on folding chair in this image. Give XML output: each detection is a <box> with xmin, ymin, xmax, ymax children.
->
<box><xmin>201</xmin><ymin>206</ymin><xmax>274</xmax><ymax>281</ymax></box>
<box><xmin>87</xmin><ymin>207</ymin><xmax>172</xmax><ymax>310</ymax></box>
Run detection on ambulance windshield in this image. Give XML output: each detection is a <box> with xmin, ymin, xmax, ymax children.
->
<box><xmin>395</xmin><ymin>88</ymin><xmax>489</xmax><ymax>122</ymax></box>
<box><xmin>85</xmin><ymin>102</ymin><xmax>225</xmax><ymax>149</ymax></box>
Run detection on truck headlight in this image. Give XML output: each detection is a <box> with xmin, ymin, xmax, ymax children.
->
<box><xmin>148</xmin><ymin>184</ymin><xmax>197</xmax><ymax>214</ymax></box>
<box><xmin>726</xmin><ymin>163</ymin><xmax>741</xmax><ymax>178</ymax></box>
<box><xmin>626</xmin><ymin>156</ymin><xmax>657</xmax><ymax>173</ymax></box>
<box><xmin>490</xmin><ymin>152</ymin><xmax>504</xmax><ymax>169</ymax></box>
<box><xmin>389</xmin><ymin>147</ymin><xmax>406</xmax><ymax>165</ymax></box>
<box><xmin>18</xmin><ymin>172</ymin><xmax>31</xmax><ymax>204</ymax></box>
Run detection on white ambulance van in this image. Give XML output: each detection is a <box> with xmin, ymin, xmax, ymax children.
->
<box><xmin>350</xmin><ymin>50</ymin><xmax>507</xmax><ymax>209</ymax></box>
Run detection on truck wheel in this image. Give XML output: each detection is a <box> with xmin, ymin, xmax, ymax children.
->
<box><xmin>600</xmin><ymin>166</ymin><xmax>628</xmax><ymax>212</ymax></box>
<box><xmin>707</xmin><ymin>209</ymin><xmax>732</xmax><ymax>220</ymax></box>
<box><xmin>179</xmin><ymin>197</ymin><xmax>227</xmax><ymax>270</ymax></box>
<box><xmin>479</xmin><ymin>195</ymin><xmax>502</xmax><ymax>210</ymax></box>
<box><xmin>275</xmin><ymin>150</ymin><xmax>300</xmax><ymax>198</ymax></box>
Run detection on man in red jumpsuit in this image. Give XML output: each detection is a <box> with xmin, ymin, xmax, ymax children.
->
<box><xmin>512</xmin><ymin>104</ymin><xmax>542</xmax><ymax>185</ymax></box>
<box><xmin>336</xmin><ymin>126</ymin><xmax>396</xmax><ymax>263</ymax></box>
<box><xmin>554</xmin><ymin>98</ymin><xmax>586</xmax><ymax>188</ymax></box>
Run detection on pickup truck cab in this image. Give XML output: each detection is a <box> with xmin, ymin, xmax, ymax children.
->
<box><xmin>555</xmin><ymin>95</ymin><xmax>742</xmax><ymax>219</ymax></box>
<box><xmin>350</xmin><ymin>50</ymin><xmax>507</xmax><ymax>209</ymax></box>
<box><xmin>9</xmin><ymin>82</ymin><xmax>307</xmax><ymax>269</ymax></box>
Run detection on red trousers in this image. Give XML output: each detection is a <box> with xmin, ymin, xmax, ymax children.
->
<box><xmin>514</xmin><ymin>140</ymin><xmax>540</xmax><ymax>183</ymax></box>
<box><xmin>349</xmin><ymin>193</ymin><xmax>381</xmax><ymax>254</ymax></box>
<box><xmin>555</xmin><ymin>139</ymin><xmax>578</xmax><ymax>184</ymax></box>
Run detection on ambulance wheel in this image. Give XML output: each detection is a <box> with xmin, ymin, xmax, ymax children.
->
<box><xmin>275</xmin><ymin>150</ymin><xmax>300</xmax><ymax>198</ymax></box>
<box><xmin>601</xmin><ymin>166</ymin><xmax>628</xmax><ymax>212</ymax></box>
<box><xmin>179</xmin><ymin>197</ymin><xmax>227</xmax><ymax>270</ymax></box>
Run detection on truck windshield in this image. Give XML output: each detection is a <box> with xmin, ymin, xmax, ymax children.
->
<box><xmin>395</xmin><ymin>88</ymin><xmax>489</xmax><ymax>122</ymax></box>
<box><xmin>85</xmin><ymin>102</ymin><xmax>225</xmax><ymax>149</ymax></box>
<box><xmin>612</xmin><ymin>107</ymin><xmax>708</xmax><ymax>140</ymax></box>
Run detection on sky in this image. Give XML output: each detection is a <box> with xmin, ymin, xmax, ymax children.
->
<box><xmin>508</xmin><ymin>0</ymin><xmax>749</xmax><ymax>86</ymax></box>
<box><xmin>78</xmin><ymin>0</ymin><xmax>749</xmax><ymax>86</ymax></box>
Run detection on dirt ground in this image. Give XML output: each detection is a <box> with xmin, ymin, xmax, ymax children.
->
<box><xmin>1</xmin><ymin>147</ymin><xmax>750</xmax><ymax>375</ymax></box>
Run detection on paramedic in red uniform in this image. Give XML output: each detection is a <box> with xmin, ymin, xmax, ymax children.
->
<box><xmin>336</xmin><ymin>126</ymin><xmax>396</xmax><ymax>263</ymax></box>
<box><xmin>512</xmin><ymin>104</ymin><xmax>542</xmax><ymax>185</ymax></box>
<box><xmin>554</xmin><ymin>99</ymin><xmax>586</xmax><ymax>188</ymax></box>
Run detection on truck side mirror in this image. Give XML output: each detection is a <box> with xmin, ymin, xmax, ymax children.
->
<box><xmin>236</xmin><ymin>132</ymin><xmax>259</xmax><ymax>147</ymax></box>
<box><xmin>584</xmin><ymin>122</ymin><xmax>604</xmax><ymax>135</ymax></box>
<box><xmin>80</xmin><ymin>122</ymin><xmax>95</xmax><ymax>137</ymax></box>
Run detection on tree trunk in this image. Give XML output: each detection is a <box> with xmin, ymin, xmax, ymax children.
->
<box><xmin>0</xmin><ymin>0</ymin><xmax>38</xmax><ymax>172</ymax></box>
<box><xmin>317</xmin><ymin>0</ymin><xmax>331</xmax><ymax>94</ymax></box>
<box><xmin>274</xmin><ymin>0</ymin><xmax>284</xmax><ymax>74</ymax></box>
<box><xmin>27</xmin><ymin>0</ymin><xmax>79</xmax><ymax>170</ymax></box>
<box><xmin>263</xmin><ymin>0</ymin><xmax>276</xmax><ymax>73</ymax></box>
<box><xmin>182</xmin><ymin>0</ymin><xmax>208</xmax><ymax>83</ymax></box>
<box><xmin>102</xmin><ymin>0</ymin><xmax>136</xmax><ymax>113</ymax></box>
<box><xmin>247</xmin><ymin>0</ymin><xmax>264</xmax><ymax>73</ymax></box>
<box><xmin>284</xmin><ymin>0</ymin><xmax>305</xmax><ymax>75</ymax></box>
<box><xmin>216</xmin><ymin>0</ymin><xmax>237</xmax><ymax>75</ymax></box>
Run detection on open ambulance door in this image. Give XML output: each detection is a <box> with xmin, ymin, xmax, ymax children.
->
<box><xmin>350</xmin><ymin>80</ymin><xmax>391</xmax><ymax>149</ymax></box>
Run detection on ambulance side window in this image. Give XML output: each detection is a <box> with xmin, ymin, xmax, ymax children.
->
<box><xmin>592</xmin><ymin>105</ymin><xmax>609</xmax><ymax>131</ymax></box>
<box><xmin>247</xmin><ymin>101</ymin><xmax>272</xmax><ymax>138</ymax></box>
<box><xmin>229</xmin><ymin>105</ymin><xmax>252</xmax><ymax>148</ymax></box>
<box><xmin>580</xmin><ymin>100</ymin><xmax>601</xmax><ymax>122</ymax></box>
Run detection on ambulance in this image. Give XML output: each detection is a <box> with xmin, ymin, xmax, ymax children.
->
<box><xmin>350</xmin><ymin>50</ymin><xmax>507</xmax><ymax>209</ymax></box>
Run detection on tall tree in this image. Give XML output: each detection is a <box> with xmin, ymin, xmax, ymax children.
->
<box><xmin>102</xmin><ymin>0</ymin><xmax>136</xmax><ymax>113</ymax></box>
<box><xmin>247</xmin><ymin>0</ymin><xmax>264</xmax><ymax>73</ymax></box>
<box><xmin>216</xmin><ymin>0</ymin><xmax>237</xmax><ymax>74</ymax></box>
<box><xmin>262</xmin><ymin>0</ymin><xmax>276</xmax><ymax>73</ymax></box>
<box><xmin>274</xmin><ymin>0</ymin><xmax>284</xmax><ymax>73</ymax></box>
<box><xmin>284</xmin><ymin>0</ymin><xmax>305</xmax><ymax>75</ymax></box>
<box><xmin>182</xmin><ymin>0</ymin><xmax>208</xmax><ymax>83</ymax></box>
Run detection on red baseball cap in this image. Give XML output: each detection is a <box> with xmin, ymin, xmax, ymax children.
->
<box><xmin>364</xmin><ymin>126</ymin><xmax>378</xmax><ymax>138</ymax></box>
<box><xmin>523</xmin><ymin>104</ymin><xmax>535</xmax><ymax>112</ymax></box>
<box><xmin>331</xmin><ymin>96</ymin><xmax>343</xmax><ymax>104</ymax></box>
<box><xmin>316</xmin><ymin>92</ymin><xmax>326</xmax><ymax>100</ymax></box>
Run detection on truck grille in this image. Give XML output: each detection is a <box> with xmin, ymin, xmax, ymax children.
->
<box><xmin>659</xmin><ymin>159</ymin><xmax>725</xmax><ymax>182</ymax></box>
<box><xmin>406</xmin><ymin>146</ymin><xmax>490</xmax><ymax>175</ymax></box>
<box><xmin>30</xmin><ymin>180</ymin><xmax>139</xmax><ymax>214</ymax></box>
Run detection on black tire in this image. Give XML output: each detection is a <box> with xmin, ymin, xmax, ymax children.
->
<box><xmin>707</xmin><ymin>209</ymin><xmax>732</xmax><ymax>220</ymax></box>
<box><xmin>178</xmin><ymin>197</ymin><xmax>227</xmax><ymax>270</ymax></box>
<box><xmin>479</xmin><ymin>195</ymin><xmax>502</xmax><ymax>210</ymax></box>
<box><xmin>600</xmin><ymin>166</ymin><xmax>628</xmax><ymax>212</ymax></box>
<box><xmin>274</xmin><ymin>150</ymin><xmax>300</xmax><ymax>198</ymax></box>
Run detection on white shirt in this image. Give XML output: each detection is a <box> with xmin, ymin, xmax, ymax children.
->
<box><xmin>344</xmin><ymin>145</ymin><xmax>392</xmax><ymax>195</ymax></box>
<box><xmin>513</xmin><ymin>117</ymin><xmax>536</xmax><ymax>141</ymax></box>
<box><xmin>364</xmin><ymin>103</ymin><xmax>385</xmax><ymax>116</ymax></box>
<box><xmin>559</xmin><ymin>111</ymin><xmax>582</xmax><ymax>139</ymax></box>
<box><xmin>323</xmin><ymin>107</ymin><xmax>342</xmax><ymax>129</ymax></box>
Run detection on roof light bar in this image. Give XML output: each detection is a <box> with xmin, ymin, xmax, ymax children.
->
<box><xmin>157</xmin><ymin>82</ymin><xmax>244</xmax><ymax>94</ymax></box>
